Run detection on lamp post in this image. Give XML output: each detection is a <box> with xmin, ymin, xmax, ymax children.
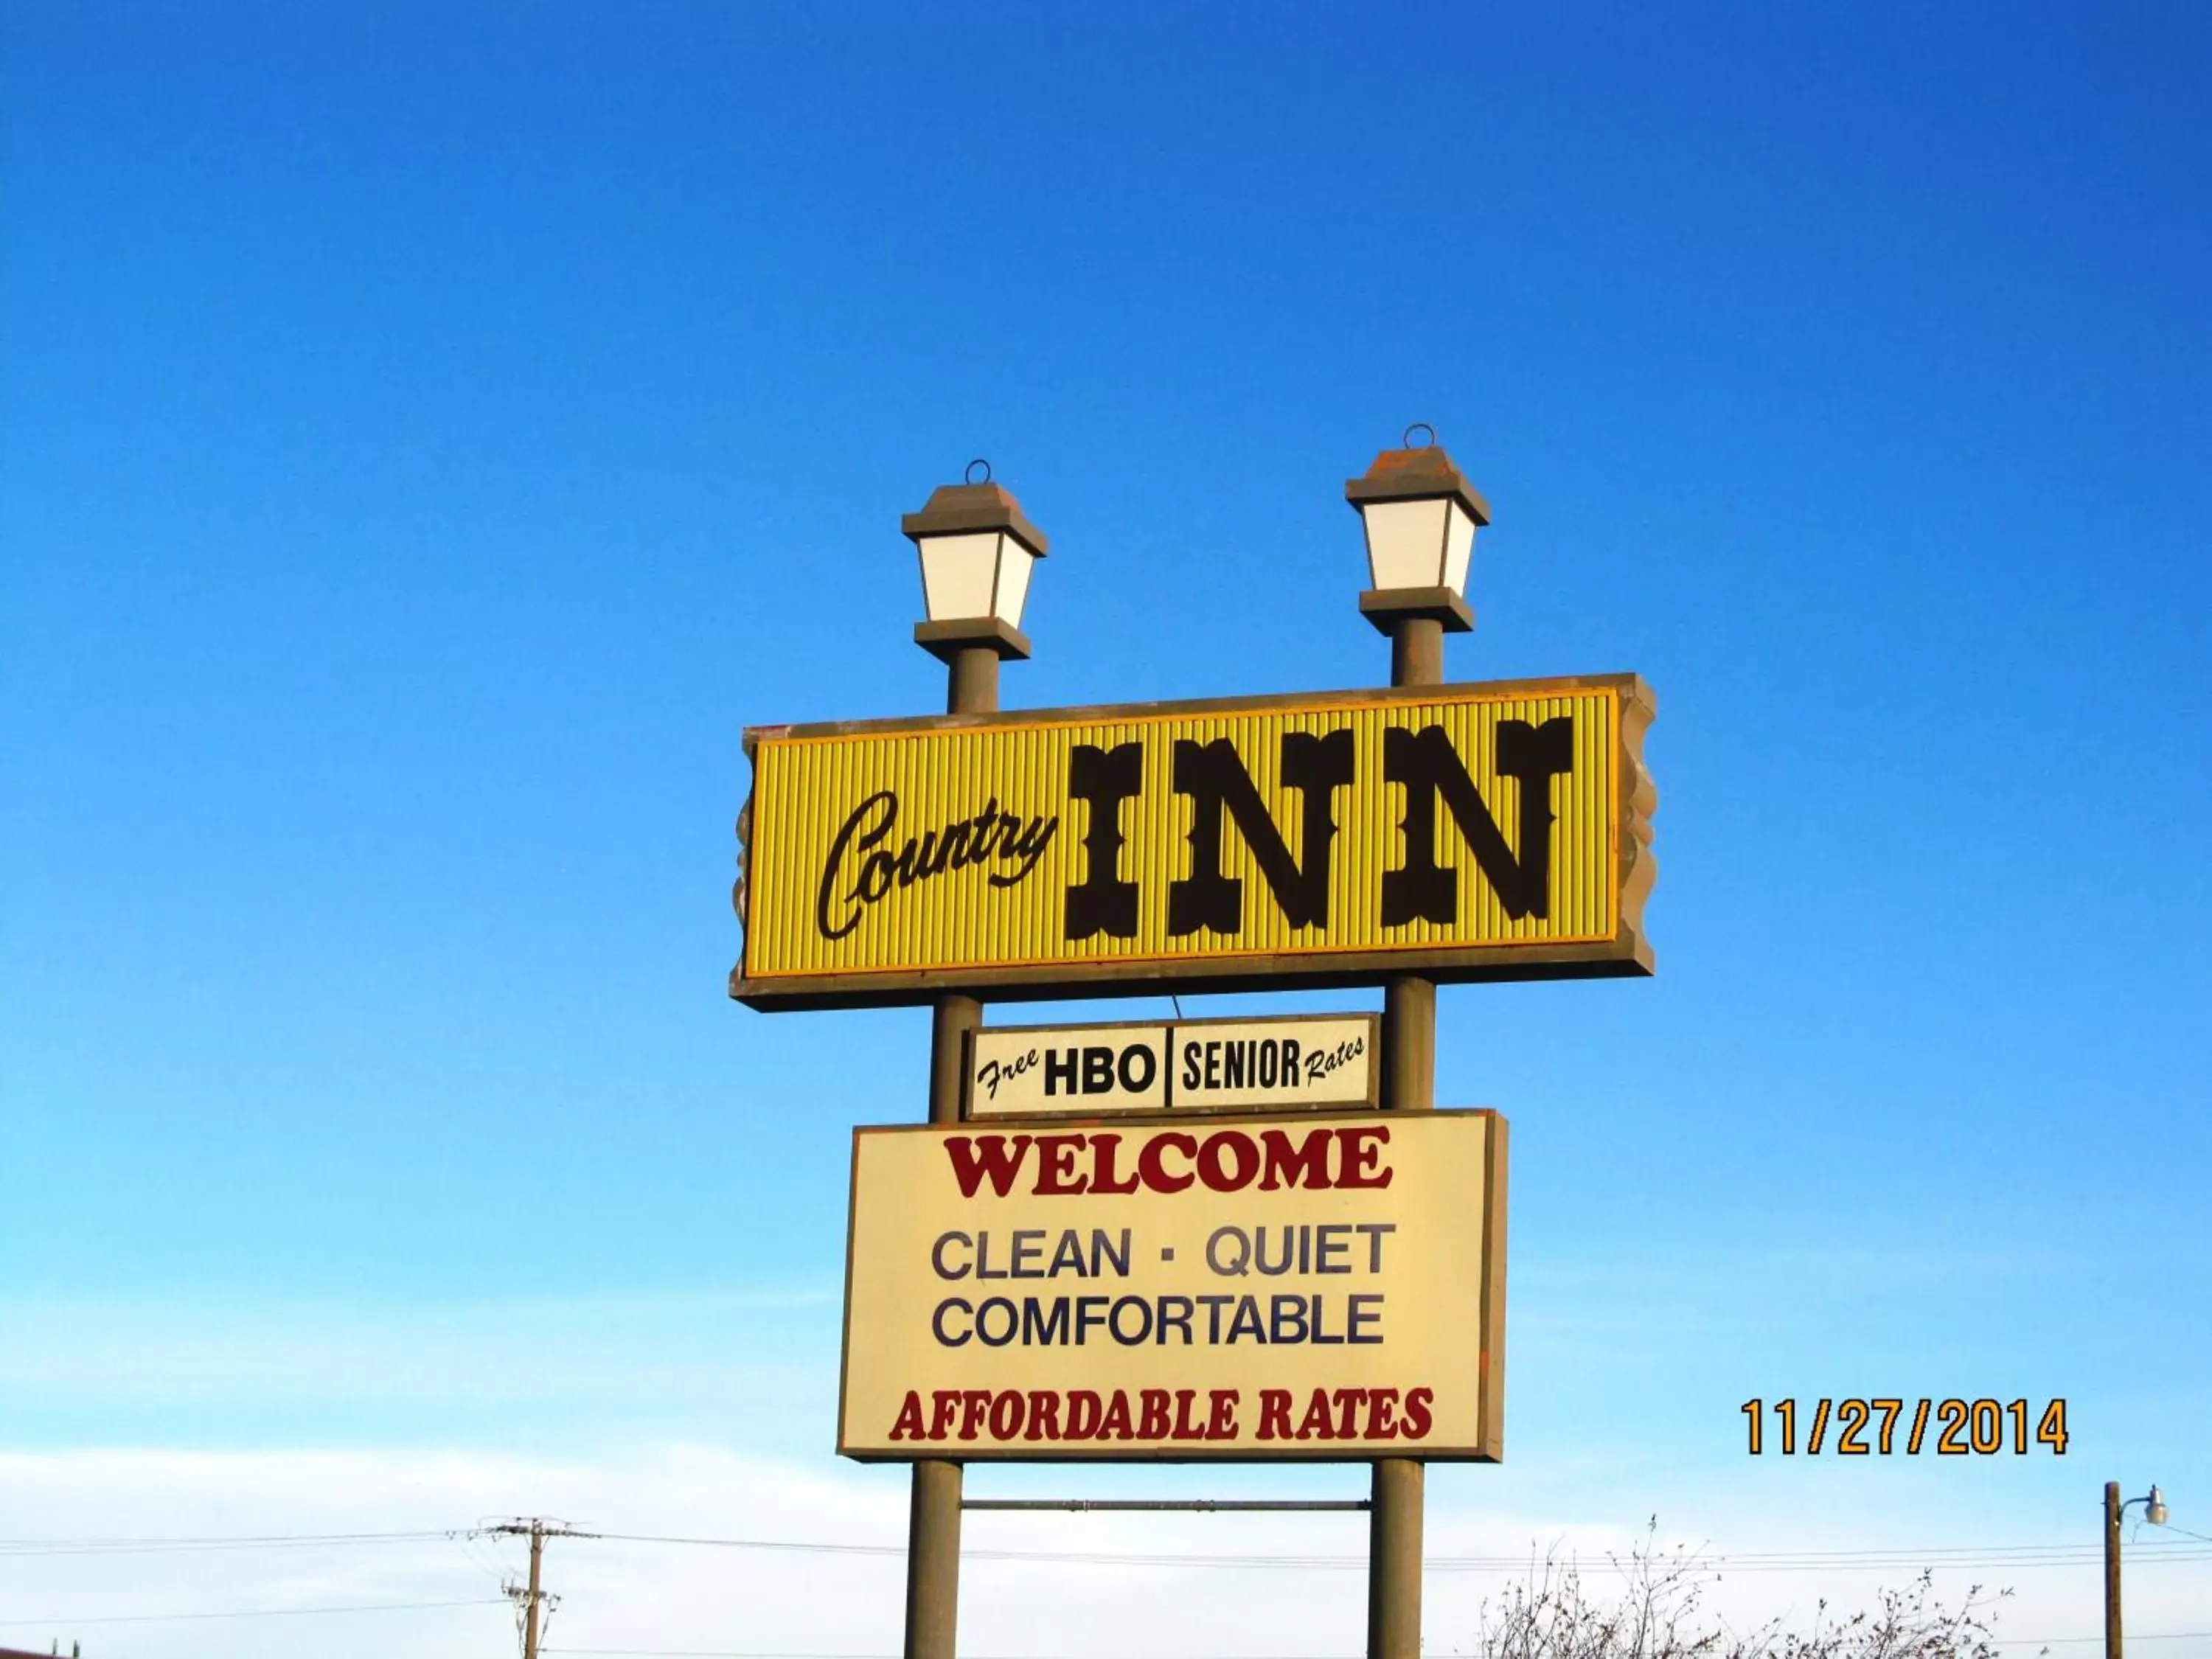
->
<box><xmin>905</xmin><ymin>458</ymin><xmax>1048</xmax><ymax>714</ymax></box>
<box><xmin>1344</xmin><ymin>426</ymin><xmax>1490</xmax><ymax>1659</ymax></box>
<box><xmin>1349</xmin><ymin>422</ymin><xmax>1487</xmax><ymax>685</ymax></box>
<box><xmin>897</xmin><ymin>460</ymin><xmax>1046</xmax><ymax>1659</ymax></box>
<box><xmin>2105</xmin><ymin>1481</ymin><xmax>2171</xmax><ymax>1659</ymax></box>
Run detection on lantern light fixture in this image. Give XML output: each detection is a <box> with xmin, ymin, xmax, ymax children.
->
<box><xmin>1346</xmin><ymin>424</ymin><xmax>1490</xmax><ymax>636</ymax></box>
<box><xmin>902</xmin><ymin>459</ymin><xmax>1048</xmax><ymax>663</ymax></box>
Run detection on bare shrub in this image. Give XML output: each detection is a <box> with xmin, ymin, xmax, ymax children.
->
<box><xmin>1470</xmin><ymin>1521</ymin><xmax>2015</xmax><ymax>1659</ymax></box>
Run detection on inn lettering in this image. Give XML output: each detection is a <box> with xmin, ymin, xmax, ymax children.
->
<box><xmin>1064</xmin><ymin>717</ymin><xmax>1575</xmax><ymax>939</ymax></box>
<box><xmin>810</xmin><ymin>717</ymin><xmax>1575</xmax><ymax>943</ymax></box>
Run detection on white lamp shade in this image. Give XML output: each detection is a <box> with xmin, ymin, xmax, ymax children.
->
<box><xmin>918</xmin><ymin>530</ymin><xmax>1034</xmax><ymax>627</ymax></box>
<box><xmin>1440</xmin><ymin>498</ymin><xmax>1477</xmax><ymax>594</ymax></box>
<box><xmin>993</xmin><ymin>538</ymin><xmax>1034</xmax><ymax>626</ymax></box>
<box><xmin>1362</xmin><ymin>497</ymin><xmax>1478</xmax><ymax>594</ymax></box>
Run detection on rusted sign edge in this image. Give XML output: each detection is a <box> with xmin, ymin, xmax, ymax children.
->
<box><xmin>734</xmin><ymin>936</ymin><xmax>1652</xmax><ymax>1010</ymax></box>
<box><xmin>745</xmin><ymin>670</ymin><xmax>1650</xmax><ymax>751</ymax></box>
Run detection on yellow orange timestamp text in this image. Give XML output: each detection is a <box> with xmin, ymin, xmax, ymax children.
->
<box><xmin>1741</xmin><ymin>1397</ymin><xmax>2067</xmax><ymax>1455</ymax></box>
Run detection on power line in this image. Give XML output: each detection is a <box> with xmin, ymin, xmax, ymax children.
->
<box><xmin>591</xmin><ymin>1531</ymin><xmax>902</xmax><ymax>1557</ymax></box>
<box><xmin>580</xmin><ymin>1531</ymin><xmax>2212</xmax><ymax>1574</ymax></box>
<box><xmin>540</xmin><ymin>1643</ymin><xmax>2212</xmax><ymax>1659</ymax></box>
<box><xmin>0</xmin><ymin>1528</ymin><xmax>475</xmax><ymax>1558</ymax></box>
<box><xmin>0</xmin><ymin>1596</ymin><xmax>507</xmax><ymax>1627</ymax></box>
<box><xmin>0</xmin><ymin>1531</ymin><xmax>2197</xmax><ymax>1648</ymax></box>
<box><xmin>4</xmin><ymin>1524</ymin><xmax>2203</xmax><ymax>1573</ymax></box>
<box><xmin>2</xmin><ymin>1525</ymin><xmax>2204</xmax><ymax>1581</ymax></box>
<box><xmin>460</xmin><ymin>1526</ymin><xmax>524</xmax><ymax>1588</ymax></box>
<box><xmin>1992</xmin><ymin>1639</ymin><xmax>2212</xmax><ymax>1648</ymax></box>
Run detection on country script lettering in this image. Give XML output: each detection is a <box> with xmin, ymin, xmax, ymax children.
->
<box><xmin>815</xmin><ymin>790</ymin><xmax>1058</xmax><ymax>940</ymax></box>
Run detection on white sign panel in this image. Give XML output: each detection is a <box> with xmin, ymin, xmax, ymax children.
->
<box><xmin>967</xmin><ymin>1015</ymin><xmax>1377</xmax><ymax>1118</ymax></box>
<box><xmin>970</xmin><ymin>1023</ymin><xmax>1169</xmax><ymax>1115</ymax></box>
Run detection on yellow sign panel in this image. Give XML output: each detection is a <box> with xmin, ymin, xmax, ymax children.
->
<box><xmin>733</xmin><ymin>675</ymin><xmax>1654</xmax><ymax>1008</ymax></box>
<box><xmin>838</xmin><ymin>1110</ymin><xmax>1507</xmax><ymax>1461</ymax></box>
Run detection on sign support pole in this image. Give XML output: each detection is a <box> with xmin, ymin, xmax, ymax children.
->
<box><xmin>1370</xmin><ymin>611</ymin><xmax>1442</xmax><ymax>1659</ymax></box>
<box><xmin>904</xmin><ymin>640</ymin><xmax>999</xmax><ymax>1659</ymax></box>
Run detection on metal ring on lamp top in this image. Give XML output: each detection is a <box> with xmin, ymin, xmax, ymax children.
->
<box><xmin>965</xmin><ymin>459</ymin><xmax>992</xmax><ymax>484</ymax></box>
<box><xmin>1402</xmin><ymin>423</ymin><xmax>1437</xmax><ymax>449</ymax></box>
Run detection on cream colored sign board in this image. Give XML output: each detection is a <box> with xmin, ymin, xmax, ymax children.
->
<box><xmin>967</xmin><ymin>1015</ymin><xmax>1377</xmax><ymax>1118</ymax></box>
<box><xmin>838</xmin><ymin>1110</ymin><xmax>1507</xmax><ymax>1461</ymax></box>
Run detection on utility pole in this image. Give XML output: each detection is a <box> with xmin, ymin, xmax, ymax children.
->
<box><xmin>491</xmin><ymin>1517</ymin><xmax>588</xmax><ymax>1659</ymax></box>
<box><xmin>2105</xmin><ymin>1481</ymin><xmax>2124</xmax><ymax>1659</ymax></box>
<box><xmin>524</xmin><ymin>1523</ymin><xmax>544</xmax><ymax>1659</ymax></box>
<box><xmin>2103</xmin><ymin>1479</ymin><xmax>2172</xmax><ymax>1659</ymax></box>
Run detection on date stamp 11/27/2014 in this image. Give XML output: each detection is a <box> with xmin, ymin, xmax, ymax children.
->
<box><xmin>1742</xmin><ymin>1398</ymin><xmax>2068</xmax><ymax>1456</ymax></box>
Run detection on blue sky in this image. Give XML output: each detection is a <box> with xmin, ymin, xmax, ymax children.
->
<box><xmin>4</xmin><ymin>4</ymin><xmax>2208</xmax><ymax>1655</ymax></box>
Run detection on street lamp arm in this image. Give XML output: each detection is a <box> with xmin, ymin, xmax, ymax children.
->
<box><xmin>2118</xmin><ymin>1486</ymin><xmax>2170</xmax><ymax>1527</ymax></box>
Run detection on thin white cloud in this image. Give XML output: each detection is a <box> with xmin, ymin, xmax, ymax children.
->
<box><xmin>0</xmin><ymin>1290</ymin><xmax>838</xmax><ymax>1412</ymax></box>
<box><xmin>4</xmin><ymin>1447</ymin><xmax>2205</xmax><ymax>1659</ymax></box>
